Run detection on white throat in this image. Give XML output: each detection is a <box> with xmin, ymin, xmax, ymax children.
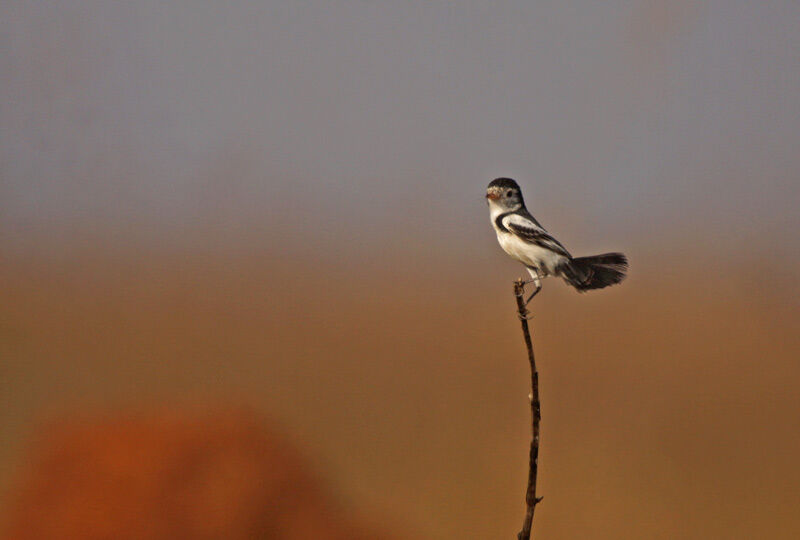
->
<box><xmin>488</xmin><ymin>200</ymin><xmax>521</xmax><ymax>221</ymax></box>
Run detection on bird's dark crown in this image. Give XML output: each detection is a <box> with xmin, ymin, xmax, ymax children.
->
<box><xmin>488</xmin><ymin>177</ymin><xmax>520</xmax><ymax>191</ymax></box>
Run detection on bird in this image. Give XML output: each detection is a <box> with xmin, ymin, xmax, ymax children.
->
<box><xmin>486</xmin><ymin>177</ymin><xmax>628</xmax><ymax>305</ymax></box>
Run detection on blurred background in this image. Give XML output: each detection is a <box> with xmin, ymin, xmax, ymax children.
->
<box><xmin>1</xmin><ymin>1</ymin><xmax>799</xmax><ymax>538</ymax></box>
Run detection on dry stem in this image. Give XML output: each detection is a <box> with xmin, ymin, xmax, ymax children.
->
<box><xmin>513</xmin><ymin>279</ymin><xmax>543</xmax><ymax>540</ymax></box>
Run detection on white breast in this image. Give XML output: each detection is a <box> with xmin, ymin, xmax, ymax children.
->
<box><xmin>496</xmin><ymin>231</ymin><xmax>563</xmax><ymax>275</ymax></box>
<box><xmin>487</xmin><ymin>199</ymin><xmax>568</xmax><ymax>277</ymax></box>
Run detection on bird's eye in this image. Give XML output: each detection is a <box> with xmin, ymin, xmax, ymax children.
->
<box><xmin>506</xmin><ymin>190</ymin><xmax>513</xmax><ymax>197</ymax></box>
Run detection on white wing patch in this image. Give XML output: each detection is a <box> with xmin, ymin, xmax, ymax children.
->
<box><xmin>502</xmin><ymin>214</ymin><xmax>571</xmax><ymax>258</ymax></box>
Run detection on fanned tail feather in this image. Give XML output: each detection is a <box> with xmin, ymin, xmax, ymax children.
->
<box><xmin>561</xmin><ymin>253</ymin><xmax>628</xmax><ymax>292</ymax></box>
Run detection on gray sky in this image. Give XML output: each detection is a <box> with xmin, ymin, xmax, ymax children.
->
<box><xmin>2</xmin><ymin>1</ymin><xmax>798</xmax><ymax>255</ymax></box>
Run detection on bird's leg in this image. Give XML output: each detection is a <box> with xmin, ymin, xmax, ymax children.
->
<box><xmin>516</xmin><ymin>269</ymin><xmax>542</xmax><ymax>320</ymax></box>
<box><xmin>525</xmin><ymin>283</ymin><xmax>541</xmax><ymax>305</ymax></box>
<box><xmin>525</xmin><ymin>285</ymin><xmax>542</xmax><ymax>306</ymax></box>
<box><xmin>524</xmin><ymin>269</ymin><xmax>542</xmax><ymax>306</ymax></box>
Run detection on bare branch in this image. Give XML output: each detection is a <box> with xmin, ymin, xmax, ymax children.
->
<box><xmin>513</xmin><ymin>279</ymin><xmax>542</xmax><ymax>540</ymax></box>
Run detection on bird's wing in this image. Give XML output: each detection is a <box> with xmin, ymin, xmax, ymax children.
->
<box><xmin>503</xmin><ymin>213</ymin><xmax>572</xmax><ymax>258</ymax></box>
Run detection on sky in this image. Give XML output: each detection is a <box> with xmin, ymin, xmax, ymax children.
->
<box><xmin>1</xmin><ymin>1</ymin><xmax>799</xmax><ymax>257</ymax></box>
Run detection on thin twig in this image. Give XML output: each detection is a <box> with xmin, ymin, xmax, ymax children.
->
<box><xmin>513</xmin><ymin>279</ymin><xmax>543</xmax><ymax>540</ymax></box>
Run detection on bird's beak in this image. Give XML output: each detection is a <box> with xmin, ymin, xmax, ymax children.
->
<box><xmin>486</xmin><ymin>192</ymin><xmax>500</xmax><ymax>200</ymax></box>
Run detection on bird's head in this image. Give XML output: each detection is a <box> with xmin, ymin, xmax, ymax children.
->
<box><xmin>486</xmin><ymin>177</ymin><xmax>524</xmax><ymax>210</ymax></box>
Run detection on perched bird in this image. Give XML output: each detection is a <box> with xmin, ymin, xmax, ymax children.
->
<box><xmin>486</xmin><ymin>177</ymin><xmax>628</xmax><ymax>303</ymax></box>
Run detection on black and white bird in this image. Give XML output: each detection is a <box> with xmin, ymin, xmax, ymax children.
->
<box><xmin>486</xmin><ymin>177</ymin><xmax>628</xmax><ymax>303</ymax></box>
